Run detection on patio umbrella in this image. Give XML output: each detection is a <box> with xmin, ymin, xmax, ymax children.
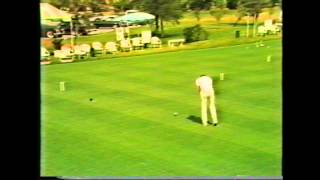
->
<box><xmin>114</xmin><ymin>12</ymin><xmax>155</xmax><ymax>24</ymax></box>
<box><xmin>40</xmin><ymin>3</ymin><xmax>72</xmax><ymax>22</ymax></box>
<box><xmin>40</xmin><ymin>3</ymin><xmax>75</xmax><ymax>49</ymax></box>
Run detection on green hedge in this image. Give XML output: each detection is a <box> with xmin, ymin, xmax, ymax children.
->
<box><xmin>183</xmin><ymin>24</ymin><xmax>209</xmax><ymax>43</ymax></box>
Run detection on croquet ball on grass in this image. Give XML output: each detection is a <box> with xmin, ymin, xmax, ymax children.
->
<box><xmin>89</xmin><ymin>98</ymin><xmax>94</xmax><ymax>102</ymax></box>
<box><xmin>173</xmin><ymin>112</ymin><xmax>179</xmax><ymax>116</ymax></box>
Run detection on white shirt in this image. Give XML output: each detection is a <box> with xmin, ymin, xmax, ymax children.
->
<box><xmin>195</xmin><ymin>76</ymin><xmax>214</xmax><ymax>96</ymax></box>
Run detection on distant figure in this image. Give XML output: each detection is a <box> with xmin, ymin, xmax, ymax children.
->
<box><xmin>195</xmin><ymin>75</ymin><xmax>218</xmax><ymax>126</ymax></box>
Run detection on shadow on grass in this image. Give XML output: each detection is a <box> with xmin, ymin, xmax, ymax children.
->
<box><xmin>187</xmin><ymin>115</ymin><xmax>221</xmax><ymax>125</ymax></box>
<box><xmin>187</xmin><ymin>115</ymin><xmax>202</xmax><ymax>124</ymax></box>
<box><xmin>158</xmin><ymin>33</ymin><xmax>183</xmax><ymax>39</ymax></box>
<box><xmin>187</xmin><ymin>109</ymin><xmax>222</xmax><ymax>125</ymax></box>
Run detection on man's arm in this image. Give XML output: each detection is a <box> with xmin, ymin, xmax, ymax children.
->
<box><xmin>195</xmin><ymin>79</ymin><xmax>201</xmax><ymax>93</ymax></box>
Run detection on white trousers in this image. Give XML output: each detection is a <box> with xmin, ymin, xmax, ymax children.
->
<box><xmin>200</xmin><ymin>91</ymin><xmax>218</xmax><ymax>126</ymax></box>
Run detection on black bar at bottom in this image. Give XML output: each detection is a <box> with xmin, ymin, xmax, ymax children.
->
<box><xmin>40</xmin><ymin>177</ymin><xmax>60</xmax><ymax>180</ymax></box>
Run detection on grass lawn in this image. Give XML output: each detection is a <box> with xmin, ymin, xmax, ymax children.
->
<box><xmin>62</xmin><ymin>23</ymin><xmax>278</xmax><ymax>47</ymax></box>
<box><xmin>45</xmin><ymin>25</ymin><xmax>280</xmax><ymax>65</ymax></box>
<box><xmin>41</xmin><ymin>39</ymin><xmax>282</xmax><ymax>177</ymax></box>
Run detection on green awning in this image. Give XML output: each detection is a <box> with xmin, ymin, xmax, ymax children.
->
<box><xmin>114</xmin><ymin>12</ymin><xmax>155</xmax><ymax>23</ymax></box>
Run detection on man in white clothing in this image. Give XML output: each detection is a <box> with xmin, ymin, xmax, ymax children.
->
<box><xmin>195</xmin><ymin>75</ymin><xmax>218</xmax><ymax>126</ymax></box>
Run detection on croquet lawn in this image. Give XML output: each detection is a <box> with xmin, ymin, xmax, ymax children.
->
<box><xmin>41</xmin><ymin>40</ymin><xmax>282</xmax><ymax>177</ymax></box>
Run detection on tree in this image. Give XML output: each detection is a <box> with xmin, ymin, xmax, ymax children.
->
<box><xmin>214</xmin><ymin>0</ymin><xmax>227</xmax><ymax>8</ymax></box>
<box><xmin>271</xmin><ymin>0</ymin><xmax>280</xmax><ymax>6</ymax></box>
<box><xmin>226</xmin><ymin>0</ymin><xmax>239</xmax><ymax>9</ymax></box>
<box><xmin>238</xmin><ymin>0</ymin><xmax>271</xmax><ymax>17</ymax></box>
<box><xmin>187</xmin><ymin>0</ymin><xmax>213</xmax><ymax>21</ymax></box>
<box><xmin>209</xmin><ymin>0</ymin><xmax>228</xmax><ymax>23</ymax></box>
<box><xmin>87</xmin><ymin>0</ymin><xmax>107</xmax><ymax>12</ymax></box>
<box><xmin>237</xmin><ymin>0</ymin><xmax>272</xmax><ymax>36</ymax></box>
<box><xmin>210</xmin><ymin>8</ymin><xmax>228</xmax><ymax>23</ymax></box>
<box><xmin>135</xmin><ymin>0</ymin><xmax>184</xmax><ymax>37</ymax></box>
<box><xmin>233</xmin><ymin>5</ymin><xmax>247</xmax><ymax>26</ymax></box>
<box><xmin>112</xmin><ymin>0</ymin><xmax>134</xmax><ymax>12</ymax></box>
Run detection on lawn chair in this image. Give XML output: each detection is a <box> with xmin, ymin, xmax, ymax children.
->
<box><xmin>275</xmin><ymin>23</ymin><xmax>282</xmax><ymax>31</ymax></box>
<box><xmin>61</xmin><ymin>45</ymin><xmax>73</xmax><ymax>51</ymax></box>
<box><xmin>150</xmin><ymin>36</ymin><xmax>162</xmax><ymax>48</ymax></box>
<box><xmin>268</xmin><ymin>25</ymin><xmax>280</xmax><ymax>34</ymax></box>
<box><xmin>92</xmin><ymin>42</ymin><xmax>104</xmax><ymax>54</ymax></box>
<box><xmin>80</xmin><ymin>44</ymin><xmax>91</xmax><ymax>57</ymax></box>
<box><xmin>54</xmin><ymin>46</ymin><xmax>73</xmax><ymax>59</ymax></box>
<box><xmin>73</xmin><ymin>45</ymin><xmax>87</xmax><ymax>59</ymax></box>
<box><xmin>131</xmin><ymin>37</ymin><xmax>144</xmax><ymax>50</ymax></box>
<box><xmin>41</xmin><ymin>47</ymin><xmax>50</xmax><ymax>60</ymax></box>
<box><xmin>115</xmin><ymin>27</ymin><xmax>125</xmax><ymax>41</ymax></box>
<box><xmin>141</xmin><ymin>30</ymin><xmax>152</xmax><ymax>44</ymax></box>
<box><xmin>120</xmin><ymin>39</ymin><xmax>132</xmax><ymax>52</ymax></box>
<box><xmin>262</xmin><ymin>19</ymin><xmax>280</xmax><ymax>35</ymax></box>
<box><xmin>54</xmin><ymin>49</ymin><xmax>73</xmax><ymax>60</ymax></box>
<box><xmin>105</xmin><ymin>42</ymin><xmax>118</xmax><ymax>54</ymax></box>
<box><xmin>257</xmin><ymin>25</ymin><xmax>267</xmax><ymax>36</ymax></box>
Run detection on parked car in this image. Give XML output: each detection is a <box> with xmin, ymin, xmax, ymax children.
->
<box><xmin>92</xmin><ymin>17</ymin><xmax>133</xmax><ymax>28</ymax></box>
<box><xmin>41</xmin><ymin>19</ymin><xmax>95</xmax><ymax>38</ymax></box>
<box><xmin>125</xmin><ymin>10</ymin><xmax>139</xmax><ymax>15</ymax></box>
<box><xmin>89</xmin><ymin>14</ymin><xmax>118</xmax><ymax>21</ymax></box>
<box><xmin>55</xmin><ymin>21</ymin><xmax>89</xmax><ymax>36</ymax></box>
<box><xmin>89</xmin><ymin>15</ymin><xmax>115</xmax><ymax>22</ymax></box>
<box><xmin>41</xmin><ymin>23</ymin><xmax>59</xmax><ymax>38</ymax></box>
<box><xmin>93</xmin><ymin>20</ymin><xmax>120</xmax><ymax>28</ymax></box>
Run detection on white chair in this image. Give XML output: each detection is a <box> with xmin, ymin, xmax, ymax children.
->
<box><xmin>80</xmin><ymin>44</ymin><xmax>91</xmax><ymax>56</ymax></box>
<box><xmin>92</xmin><ymin>42</ymin><xmax>104</xmax><ymax>54</ymax></box>
<box><xmin>120</xmin><ymin>39</ymin><xmax>132</xmax><ymax>52</ymax></box>
<box><xmin>105</xmin><ymin>42</ymin><xmax>118</xmax><ymax>54</ymax></box>
<box><xmin>115</xmin><ymin>27</ymin><xmax>125</xmax><ymax>41</ymax></box>
<box><xmin>41</xmin><ymin>47</ymin><xmax>50</xmax><ymax>60</ymax></box>
<box><xmin>269</xmin><ymin>25</ymin><xmax>280</xmax><ymax>34</ymax></box>
<box><xmin>131</xmin><ymin>37</ymin><xmax>144</xmax><ymax>50</ymax></box>
<box><xmin>141</xmin><ymin>30</ymin><xmax>152</xmax><ymax>44</ymax></box>
<box><xmin>150</xmin><ymin>36</ymin><xmax>162</xmax><ymax>48</ymax></box>
<box><xmin>262</xmin><ymin>19</ymin><xmax>281</xmax><ymax>35</ymax></box>
<box><xmin>257</xmin><ymin>25</ymin><xmax>267</xmax><ymax>36</ymax></box>
<box><xmin>61</xmin><ymin>45</ymin><xmax>72</xmax><ymax>51</ymax></box>
<box><xmin>264</xmin><ymin>19</ymin><xmax>273</xmax><ymax>27</ymax></box>
<box><xmin>54</xmin><ymin>49</ymin><xmax>73</xmax><ymax>59</ymax></box>
<box><xmin>54</xmin><ymin>46</ymin><xmax>74</xmax><ymax>62</ymax></box>
<box><xmin>73</xmin><ymin>45</ymin><xmax>87</xmax><ymax>59</ymax></box>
